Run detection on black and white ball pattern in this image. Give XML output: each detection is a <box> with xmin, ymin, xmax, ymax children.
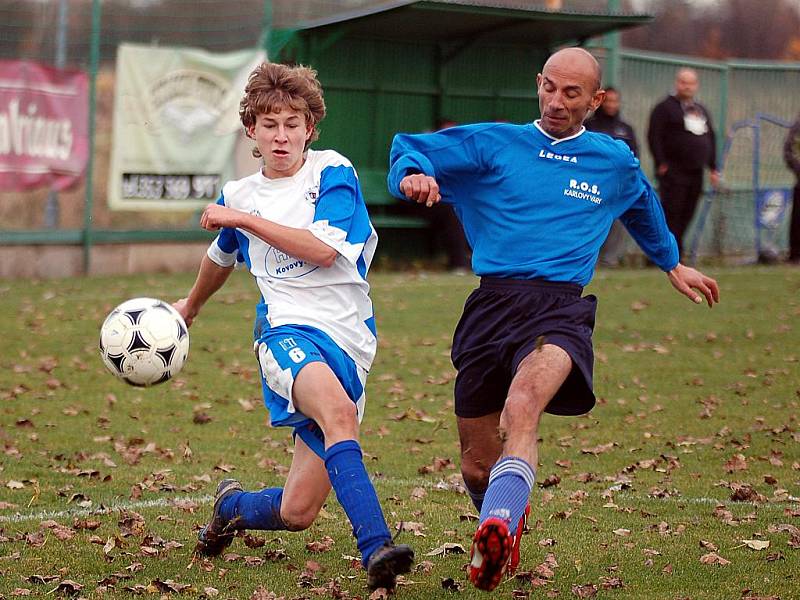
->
<box><xmin>99</xmin><ymin>297</ymin><xmax>190</xmax><ymax>387</ymax></box>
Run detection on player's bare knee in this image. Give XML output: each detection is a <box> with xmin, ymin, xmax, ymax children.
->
<box><xmin>502</xmin><ymin>395</ymin><xmax>543</xmax><ymax>429</ymax></box>
<box><xmin>318</xmin><ymin>400</ymin><xmax>358</xmax><ymax>438</ymax></box>
<box><xmin>460</xmin><ymin>457</ymin><xmax>490</xmax><ymax>491</ymax></box>
<box><xmin>280</xmin><ymin>505</ymin><xmax>318</xmax><ymax>531</ymax></box>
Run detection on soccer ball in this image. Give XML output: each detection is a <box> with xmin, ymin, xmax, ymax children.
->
<box><xmin>99</xmin><ymin>297</ymin><xmax>190</xmax><ymax>387</ymax></box>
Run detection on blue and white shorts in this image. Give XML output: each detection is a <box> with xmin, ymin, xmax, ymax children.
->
<box><xmin>255</xmin><ymin>324</ymin><xmax>367</xmax><ymax>458</ymax></box>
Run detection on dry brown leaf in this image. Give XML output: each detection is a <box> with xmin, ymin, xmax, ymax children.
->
<box><xmin>306</xmin><ymin>535</ymin><xmax>334</xmax><ymax>553</ymax></box>
<box><xmin>396</xmin><ymin>521</ymin><xmax>426</xmax><ymax>537</ymax></box>
<box><xmin>571</xmin><ymin>583</ymin><xmax>598</xmax><ymax>598</ymax></box>
<box><xmin>724</xmin><ymin>454</ymin><xmax>748</xmax><ymax>472</ymax></box>
<box><xmin>417</xmin><ymin>456</ymin><xmax>455</xmax><ymax>474</ymax></box>
<box><xmin>11</xmin><ymin>588</ymin><xmax>32</xmax><ymax>596</ymax></box>
<box><xmin>151</xmin><ymin>579</ymin><xmax>193</xmax><ymax>593</ymax></box>
<box><xmin>581</xmin><ymin>442</ymin><xmax>615</xmax><ymax>455</ymax></box>
<box><xmin>612</xmin><ymin>528</ymin><xmax>631</xmax><ymax>537</ymax></box>
<box><xmin>539</xmin><ymin>474</ymin><xmax>561</xmax><ymax>488</ymax></box>
<box><xmin>52</xmin><ymin>580</ymin><xmax>84</xmax><ymax>595</ymax></box>
<box><xmin>424</xmin><ymin>542</ymin><xmax>465</xmax><ymax>556</ymax></box>
<box><xmin>740</xmin><ymin>539</ymin><xmax>770</xmax><ymax>551</ymax></box>
<box><xmin>699</xmin><ymin>552</ymin><xmax>731</xmax><ymax>565</ymax></box>
<box><xmin>699</xmin><ymin>540</ymin><xmax>718</xmax><ymax>551</ymax></box>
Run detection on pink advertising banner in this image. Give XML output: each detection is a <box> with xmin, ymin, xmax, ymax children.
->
<box><xmin>0</xmin><ymin>59</ymin><xmax>89</xmax><ymax>191</ymax></box>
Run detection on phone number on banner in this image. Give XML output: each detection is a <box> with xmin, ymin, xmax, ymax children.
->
<box><xmin>122</xmin><ymin>174</ymin><xmax>221</xmax><ymax>201</ymax></box>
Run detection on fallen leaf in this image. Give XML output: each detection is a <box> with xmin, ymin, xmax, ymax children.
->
<box><xmin>571</xmin><ymin>583</ymin><xmax>598</xmax><ymax>597</ymax></box>
<box><xmin>699</xmin><ymin>552</ymin><xmax>730</xmax><ymax>565</ymax></box>
<box><xmin>410</xmin><ymin>487</ymin><xmax>427</xmax><ymax>501</ymax></box>
<box><xmin>581</xmin><ymin>442</ymin><xmax>615</xmax><ymax>455</ymax></box>
<box><xmin>740</xmin><ymin>539</ymin><xmax>770</xmax><ymax>551</ymax></box>
<box><xmin>425</xmin><ymin>542</ymin><xmax>465</xmax><ymax>556</ymax></box>
<box><xmin>724</xmin><ymin>454</ymin><xmax>748</xmax><ymax>473</ymax></box>
<box><xmin>306</xmin><ymin>536</ymin><xmax>334</xmax><ymax>553</ymax></box>
<box><xmin>441</xmin><ymin>577</ymin><xmax>463</xmax><ymax>591</ymax></box>
<box><xmin>51</xmin><ymin>580</ymin><xmax>84</xmax><ymax>595</ymax></box>
<box><xmin>539</xmin><ymin>474</ymin><xmax>561</xmax><ymax>488</ymax></box>
<box><xmin>396</xmin><ymin>521</ymin><xmax>426</xmax><ymax>537</ymax></box>
<box><xmin>151</xmin><ymin>579</ymin><xmax>192</xmax><ymax>593</ymax></box>
<box><xmin>612</xmin><ymin>528</ymin><xmax>631</xmax><ymax>537</ymax></box>
<box><xmin>699</xmin><ymin>540</ymin><xmax>718</xmax><ymax>551</ymax></box>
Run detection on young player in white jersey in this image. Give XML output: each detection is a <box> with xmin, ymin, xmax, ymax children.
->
<box><xmin>174</xmin><ymin>62</ymin><xmax>413</xmax><ymax>591</ymax></box>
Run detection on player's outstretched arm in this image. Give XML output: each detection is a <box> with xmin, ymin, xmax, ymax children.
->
<box><xmin>174</xmin><ymin>255</ymin><xmax>234</xmax><ymax>327</ymax></box>
<box><xmin>200</xmin><ymin>203</ymin><xmax>338</xmax><ymax>268</ymax></box>
<box><xmin>399</xmin><ymin>174</ymin><xmax>441</xmax><ymax>207</ymax></box>
<box><xmin>666</xmin><ymin>263</ymin><xmax>720</xmax><ymax>308</ymax></box>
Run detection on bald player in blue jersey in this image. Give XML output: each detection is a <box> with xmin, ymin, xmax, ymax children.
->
<box><xmin>387</xmin><ymin>47</ymin><xmax>719</xmax><ymax>592</ymax></box>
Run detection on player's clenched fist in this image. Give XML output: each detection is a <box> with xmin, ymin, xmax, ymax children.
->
<box><xmin>399</xmin><ymin>173</ymin><xmax>441</xmax><ymax>207</ymax></box>
<box><xmin>200</xmin><ymin>203</ymin><xmax>240</xmax><ymax>231</ymax></box>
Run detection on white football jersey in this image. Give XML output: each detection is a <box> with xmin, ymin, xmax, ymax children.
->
<box><xmin>206</xmin><ymin>149</ymin><xmax>378</xmax><ymax>370</ymax></box>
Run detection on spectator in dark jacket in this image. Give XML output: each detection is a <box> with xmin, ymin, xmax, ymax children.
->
<box><xmin>586</xmin><ymin>87</ymin><xmax>638</xmax><ymax>266</ymax></box>
<box><xmin>648</xmin><ymin>68</ymin><xmax>720</xmax><ymax>258</ymax></box>
<box><xmin>783</xmin><ymin>114</ymin><xmax>800</xmax><ymax>264</ymax></box>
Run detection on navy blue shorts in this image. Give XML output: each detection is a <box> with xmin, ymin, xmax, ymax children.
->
<box><xmin>451</xmin><ymin>277</ymin><xmax>597</xmax><ymax>418</ymax></box>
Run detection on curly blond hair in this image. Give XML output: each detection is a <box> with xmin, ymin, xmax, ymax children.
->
<box><xmin>239</xmin><ymin>62</ymin><xmax>326</xmax><ymax>157</ymax></box>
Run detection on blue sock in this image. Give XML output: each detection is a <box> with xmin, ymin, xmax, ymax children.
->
<box><xmin>325</xmin><ymin>439</ymin><xmax>391</xmax><ymax>566</ymax></box>
<box><xmin>479</xmin><ymin>457</ymin><xmax>535</xmax><ymax>535</ymax></box>
<box><xmin>218</xmin><ymin>488</ymin><xmax>287</xmax><ymax>531</ymax></box>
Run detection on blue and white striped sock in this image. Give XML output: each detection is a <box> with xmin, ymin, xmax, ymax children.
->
<box><xmin>478</xmin><ymin>456</ymin><xmax>535</xmax><ymax>535</ymax></box>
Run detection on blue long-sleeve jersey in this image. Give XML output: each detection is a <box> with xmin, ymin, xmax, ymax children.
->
<box><xmin>388</xmin><ymin>121</ymin><xmax>679</xmax><ymax>286</ymax></box>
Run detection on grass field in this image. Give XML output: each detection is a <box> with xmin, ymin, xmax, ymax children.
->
<box><xmin>0</xmin><ymin>266</ymin><xmax>798</xmax><ymax>600</ymax></box>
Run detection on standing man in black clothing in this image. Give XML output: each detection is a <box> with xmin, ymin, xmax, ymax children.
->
<box><xmin>783</xmin><ymin>113</ymin><xmax>800</xmax><ymax>264</ymax></box>
<box><xmin>648</xmin><ymin>68</ymin><xmax>720</xmax><ymax>258</ymax></box>
<box><xmin>586</xmin><ymin>87</ymin><xmax>638</xmax><ymax>266</ymax></box>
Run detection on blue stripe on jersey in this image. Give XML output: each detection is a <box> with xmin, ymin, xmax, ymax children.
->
<box><xmin>364</xmin><ymin>315</ymin><xmax>376</xmax><ymax>337</ymax></box>
<box><xmin>254</xmin><ymin>298</ymin><xmax>269</xmax><ymax>340</ymax></box>
<box><xmin>356</xmin><ymin>254</ymin><xmax>368</xmax><ymax>280</ymax></box>
<box><xmin>315</xmin><ymin>165</ymin><xmax>374</xmax><ymax>250</ymax></box>
<box><xmin>213</xmin><ymin>191</ymin><xmax>244</xmax><ymax>260</ymax></box>
<box><xmin>216</xmin><ymin>227</ymin><xmax>239</xmax><ymax>255</ymax></box>
<box><xmin>235</xmin><ymin>230</ymin><xmax>252</xmax><ymax>269</ymax></box>
<box><xmin>214</xmin><ymin>186</ymin><xmax>241</xmax><ymax>256</ymax></box>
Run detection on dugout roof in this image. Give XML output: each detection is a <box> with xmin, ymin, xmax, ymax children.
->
<box><xmin>290</xmin><ymin>0</ymin><xmax>653</xmax><ymax>47</ymax></box>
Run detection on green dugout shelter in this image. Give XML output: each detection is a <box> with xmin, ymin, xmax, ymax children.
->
<box><xmin>272</xmin><ymin>0</ymin><xmax>651</xmax><ymax>242</ymax></box>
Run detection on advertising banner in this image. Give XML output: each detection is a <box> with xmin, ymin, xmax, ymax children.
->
<box><xmin>108</xmin><ymin>44</ymin><xmax>264</xmax><ymax>210</ymax></box>
<box><xmin>0</xmin><ymin>60</ymin><xmax>89</xmax><ymax>191</ymax></box>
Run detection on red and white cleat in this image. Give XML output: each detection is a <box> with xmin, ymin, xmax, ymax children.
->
<box><xmin>507</xmin><ymin>503</ymin><xmax>530</xmax><ymax>576</ymax></box>
<box><xmin>468</xmin><ymin>517</ymin><xmax>513</xmax><ymax>591</ymax></box>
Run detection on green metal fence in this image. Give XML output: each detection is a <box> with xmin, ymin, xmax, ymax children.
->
<box><xmin>2</xmin><ymin>1</ymin><xmax>799</xmax><ymax>271</ymax></box>
<box><xmin>611</xmin><ymin>49</ymin><xmax>800</xmax><ymax>261</ymax></box>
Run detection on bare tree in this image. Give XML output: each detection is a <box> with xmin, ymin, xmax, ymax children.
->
<box><xmin>622</xmin><ymin>0</ymin><xmax>800</xmax><ymax>60</ymax></box>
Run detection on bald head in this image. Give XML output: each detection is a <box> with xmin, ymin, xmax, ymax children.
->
<box><xmin>536</xmin><ymin>47</ymin><xmax>605</xmax><ymax>138</ymax></box>
<box><xmin>675</xmin><ymin>68</ymin><xmax>699</xmax><ymax>101</ymax></box>
<box><xmin>543</xmin><ymin>47</ymin><xmax>602</xmax><ymax>92</ymax></box>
